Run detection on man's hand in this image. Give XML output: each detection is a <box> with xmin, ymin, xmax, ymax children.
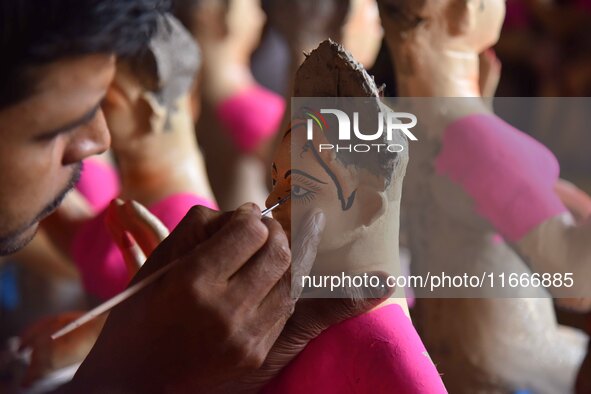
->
<box><xmin>212</xmin><ymin>214</ymin><xmax>395</xmax><ymax>393</ymax></box>
<box><xmin>70</xmin><ymin>203</ymin><xmax>323</xmax><ymax>393</ymax></box>
<box><xmin>19</xmin><ymin>312</ymin><xmax>105</xmax><ymax>387</ymax></box>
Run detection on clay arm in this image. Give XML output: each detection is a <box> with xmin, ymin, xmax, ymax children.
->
<box><xmin>514</xmin><ymin>180</ymin><xmax>591</xmax><ymax>310</ymax></box>
<box><xmin>436</xmin><ymin>114</ymin><xmax>591</xmax><ymax>309</ymax></box>
<box><xmin>555</xmin><ymin>179</ymin><xmax>591</xmax><ymax>224</ymax></box>
<box><xmin>514</xmin><ymin>212</ymin><xmax>591</xmax><ymax>310</ymax></box>
<box><xmin>266</xmin><ymin>0</ymin><xmax>351</xmax><ymax>164</ymax></box>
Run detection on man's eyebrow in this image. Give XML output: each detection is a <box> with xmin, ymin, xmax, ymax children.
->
<box><xmin>40</xmin><ymin>99</ymin><xmax>103</xmax><ymax>137</ymax></box>
<box><xmin>272</xmin><ymin>163</ymin><xmax>277</xmax><ymax>172</ymax></box>
<box><xmin>284</xmin><ymin>169</ymin><xmax>328</xmax><ymax>184</ymax></box>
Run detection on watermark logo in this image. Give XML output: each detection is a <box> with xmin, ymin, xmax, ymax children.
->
<box><xmin>304</xmin><ymin>109</ymin><xmax>418</xmax><ymax>153</ymax></box>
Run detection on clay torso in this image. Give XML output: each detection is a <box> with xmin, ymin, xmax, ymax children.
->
<box><xmin>404</xmin><ymin>122</ymin><xmax>586</xmax><ymax>393</ymax></box>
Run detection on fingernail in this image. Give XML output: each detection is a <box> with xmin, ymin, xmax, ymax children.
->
<box><xmin>122</xmin><ymin>231</ymin><xmax>135</xmax><ymax>248</ymax></box>
<box><xmin>233</xmin><ymin>203</ymin><xmax>261</xmax><ymax>219</ymax></box>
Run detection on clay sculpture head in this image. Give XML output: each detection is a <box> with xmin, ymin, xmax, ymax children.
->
<box><xmin>378</xmin><ymin>0</ymin><xmax>505</xmax><ymax>53</ymax></box>
<box><xmin>102</xmin><ymin>14</ymin><xmax>200</xmax><ymax>146</ymax></box>
<box><xmin>376</xmin><ymin>0</ymin><xmax>505</xmax><ymax>98</ymax></box>
<box><xmin>267</xmin><ymin>40</ymin><xmax>408</xmax><ymax>282</ymax></box>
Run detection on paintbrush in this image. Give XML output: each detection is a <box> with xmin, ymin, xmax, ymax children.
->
<box><xmin>51</xmin><ymin>195</ymin><xmax>291</xmax><ymax>340</ymax></box>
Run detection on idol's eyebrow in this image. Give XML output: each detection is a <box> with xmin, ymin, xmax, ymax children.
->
<box><xmin>284</xmin><ymin>169</ymin><xmax>328</xmax><ymax>184</ymax></box>
<box><xmin>272</xmin><ymin>163</ymin><xmax>277</xmax><ymax>172</ymax></box>
<box><xmin>282</xmin><ymin>122</ymin><xmax>306</xmax><ymax>141</ymax></box>
<box><xmin>38</xmin><ymin>99</ymin><xmax>103</xmax><ymax>138</ymax></box>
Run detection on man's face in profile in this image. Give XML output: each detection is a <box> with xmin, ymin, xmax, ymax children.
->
<box><xmin>0</xmin><ymin>54</ymin><xmax>115</xmax><ymax>255</ymax></box>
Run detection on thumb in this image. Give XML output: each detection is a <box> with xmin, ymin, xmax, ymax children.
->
<box><xmin>290</xmin><ymin>209</ymin><xmax>326</xmax><ymax>298</ymax></box>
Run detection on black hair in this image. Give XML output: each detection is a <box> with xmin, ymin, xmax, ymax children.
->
<box><xmin>0</xmin><ymin>0</ymin><xmax>171</xmax><ymax>109</ymax></box>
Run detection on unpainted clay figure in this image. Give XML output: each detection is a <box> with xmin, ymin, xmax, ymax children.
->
<box><xmin>377</xmin><ymin>0</ymin><xmax>590</xmax><ymax>392</ymax></box>
<box><xmin>263</xmin><ymin>40</ymin><xmax>447</xmax><ymax>394</ymax></box>
<box><xmin>265</xmin><ymin>0</ymin><xmax>353</xmax><ymax>185</ymax></box>
<box><xmin>174</xmin><ymin>0</ymin><xmax>284</xmax><ymax>210</ymax></box>
<box><xmin>65</xmin><ymin>14</ymin><xmax>218</xmax><ymax>301</ymax></box>
<box><xmin>342</xmin><ymin>0</ymin><xmax>384</xmax><ymax>69</ymax></box>
<box><xmin>104</xmin><ymin>14</ymin><xmax>214</xmax><ymax>207</ymax></box>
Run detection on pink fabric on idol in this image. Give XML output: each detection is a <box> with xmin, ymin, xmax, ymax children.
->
<box><xmin>435</xmin><ymin>114</ymin><xmax>567</xmax><ymax>242</ymax></box>
<box><xmin>216</xmin><ymin>84</ymin><xmax>285</xmax><ymax>153</ymax></box>
<box><xmin>76</xmin><ymin>159</ymin><xmax>119</xmax><ymax>212</ymax></box>
<box><xmin>263</xmin><ymin>304</ymin><xmax>447</xmax><ymax>394</ymax></box>
<box><xmin>71</xmin><ymin>194</ymin><xmax>218</xmax><ymax>300</ymax></box>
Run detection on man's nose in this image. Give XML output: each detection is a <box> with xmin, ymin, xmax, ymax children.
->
<box><xmin>62</xmin><ymin>109</ymin><xmax>111</xmax><ymax>165</ymax></box>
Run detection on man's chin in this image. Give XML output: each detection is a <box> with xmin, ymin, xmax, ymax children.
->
<box><xmin>0</xmin><ymin>223</ymin><xmax>39</xmax><ymax>256</ymax></box>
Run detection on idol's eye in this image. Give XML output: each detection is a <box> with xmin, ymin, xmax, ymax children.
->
<box><xmin>289</xmin><ymin>174</ymin><xmax>321</xmax><ymax>204</ymax></box>
<box><xmin>291</xmin><ymin>184</ymin><xmax>317</xmax><ymax>204</ymax></box>
<box><xmin>292</xmin><ymin>185</ymin><xmax>312</xmax><ymax>199</ymax></box>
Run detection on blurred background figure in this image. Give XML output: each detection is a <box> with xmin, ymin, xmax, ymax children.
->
<box><xmin>174</xmin><ymin>0</ymin><xmax>283</xmax><ymax>210</ymax></box>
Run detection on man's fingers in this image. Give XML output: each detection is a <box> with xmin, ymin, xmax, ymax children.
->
<box><xmin>131</xmin><ymin>205</ymin><xmax>224</xmax><ymax>283</ymax></box>
<box><xmin>181</xmin><ymin>204</ymin><xmax>269</xmax><ymax>279</ymax></box>
<box><xmin>250</xmin><ymin>211</ymin><xmax>326</xmax><ymax>355</ymax></box>
<box><xmin>256</xmin><ymin>270</ymin><xmax>295</xmax><ymax>329</ymax></box>
<box><xmin>228</xmin><ymin>272</ymin><xmax>393</xmax><ymax>393</ymax></box>
<box><xmin>290</xmin><ymin>210</ymin><xmax>326</xmax><ymax>298</ymax></box>
<box><xmin>230</xmin><ymin>217</ymin><xmax>291</xmax><ymax>302</ymax></box>
<box><xmin>246</xmin><ymin>210</ymin><xmax>325</xmax><ymax>332</ymax></box>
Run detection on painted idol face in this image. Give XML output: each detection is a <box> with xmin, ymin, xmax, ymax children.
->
<box><xmin>267</xmin><ymin>120</ymin><xmax>386</xmax><ymax>257</ymax></box>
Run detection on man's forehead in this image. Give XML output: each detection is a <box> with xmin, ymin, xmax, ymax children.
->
<box><xmin>32</xmin><ymin>54</ymin><xmax>116</xmax><ymax>96</ymax></box>
<box><xmin>0</xmin><ymin>54</ymin><xmax>115</xmax><ymax>137</ymax></box>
